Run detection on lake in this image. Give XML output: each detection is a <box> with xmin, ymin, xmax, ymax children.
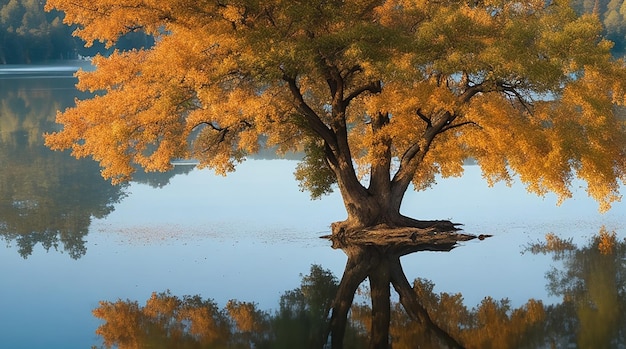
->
<box><xmin>0</xmin><ymin>63</ymin><xmax>624</xmax><ymax>348</ymax></box>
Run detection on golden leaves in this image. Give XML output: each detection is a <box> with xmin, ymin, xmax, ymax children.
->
<box><xmin>46</xmin><ymin>0</ymin><xmax>164</xmax><ymax>47</ymax></box>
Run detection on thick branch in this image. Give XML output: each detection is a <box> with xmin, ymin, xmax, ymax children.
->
<box><xmin>458</xmin><ymin>82</ymin><xmax>485</xmax><ymax>103</ymax></box>
<box><xmin>343</xmin><ymin>80</ymin><xmax>382</xmax><ymax>107</ymax></box>
<box><xmin>282</xmin><ymin>74</ymin><xmax>337</xmax><ymax>147</ymax></box>
<box><xmin>416</xmin><ymin>108</ymin><xmax>432</xmax><ymax>127</ymax></box>
<box><xmin>390</xmin><ymin>109</ymin><xmax>453</xmax><ymax>200</ymax></box>
<box><xmin>342</xmin><ymin>65</ymin><xmax>363</xmax><ymax>80</ymax></box>
<box><xmin>368</xmin><ymin>112</ymin><xmax>392</xmax><ymax>197</ymax></box>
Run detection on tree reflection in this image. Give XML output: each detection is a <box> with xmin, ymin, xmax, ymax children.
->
<box><xmin>0</xmin><ymin>71</ymin><xmax>190</xmax><ymax>258</ymax></box>
<box><xmin>525</xmin><ymin>227</ymin><xmax>626</xmax><ymax>348</ymax></box>
<box><xmin>0</xmin><ymin>73</ymin><xmax>123</xmax><ymax>258</ymax></box>
<box><xmin>92</xmin><ymin>228</ymin><xmax>626</xmax><ymax>348</ymax></box>
<box><xmin>92</xmin><ymin>265</ymin><xmax>345</xmax><ymax>349</ymax></box>
<box><xmin>326</xmin><ymin>235</ymin><xmax>474</xmax><ymax>349</ymax></box>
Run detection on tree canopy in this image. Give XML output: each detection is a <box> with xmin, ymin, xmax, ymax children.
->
<box><xmin>44</xmin><ymin>0</ymin><xmax>626</xmax><ymax>235</ymax></box>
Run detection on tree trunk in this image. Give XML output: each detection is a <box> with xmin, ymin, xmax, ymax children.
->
<box><xmin>327</xmin><ymin>141</ymin><xmax>460</xmax><ymax>238</ymax></box>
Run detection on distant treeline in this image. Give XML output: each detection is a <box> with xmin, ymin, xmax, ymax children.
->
<box><xmin>0</xmin><ymin>0</ymin><xmax>152</xmax><ymax>64</ymax></box>
<box><xmin>1</xmin><ymin>0</ymin><xmax>626</xmax><ymax>64</ymax></box>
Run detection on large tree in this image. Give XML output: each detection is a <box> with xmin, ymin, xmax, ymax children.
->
<box><xmin>44</xmin><ymin>0</ymin><xmax>626</xmax><ymax>237</ymax></box>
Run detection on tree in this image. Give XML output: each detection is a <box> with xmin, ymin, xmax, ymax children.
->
<box><xmin>44</xmin><ymin>0</ymin><xmax>626</xmax><ymax>237</ymax></box>
<box><xmin>569</xmin><ymin>0</ymin><xmax>626</xmax><ymax>57</ymax></box>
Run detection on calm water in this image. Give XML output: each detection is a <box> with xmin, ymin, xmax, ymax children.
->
<box><xmin>0</xmin><ymin>64</ymin><xmax>624</xmax><ymax>348</ymax></box>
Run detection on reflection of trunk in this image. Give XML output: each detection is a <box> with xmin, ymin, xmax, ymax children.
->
<box><xmin>327</xmin><ymin>242</ymin><xmax>471</xmax><ymax>349</ymax></box>
<box><xmin>369</xmin><ymin>255</ymin><xmax>391</xmax><ymax>349</ymax></box>
<box><xmin>327</xmin><ymin>245</ymin><xmax>373</xmax><ymax>348</ymax></box>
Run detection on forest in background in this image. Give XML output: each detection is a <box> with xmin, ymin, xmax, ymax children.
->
<box><xmin>1</xmin><ymin>0</ymin><xmax>626</xmax><ymax>64</ymax></box>
<box><xmin>0</xmin><ymin>0</ymin><xmax>152</xmax><ymax>64</ymax></box>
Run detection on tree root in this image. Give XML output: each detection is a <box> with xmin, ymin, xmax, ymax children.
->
<box><xmin>324</xmin><ymin>225</ymin><xmax>478</xmax><ymax>253</ymax></box>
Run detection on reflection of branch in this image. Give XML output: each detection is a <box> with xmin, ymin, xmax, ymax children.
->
<box><xmin>370</xmin><ymin>258</ymin><xmax>392</xmax><ymax>348</ymax></box>
<box><xmin>389</xmin><ymin>257</ymin><xmax>465</xmax><ymax>349</ymax></box>
<box><xmin>328</xmin><ymin>243</ymin><xmax>472</xmax><ymax>348</ymax></box>
<box><xmin>326</xmin><ymin>248</ymin><xmax>374</xmax><ymax>348</ymax></box>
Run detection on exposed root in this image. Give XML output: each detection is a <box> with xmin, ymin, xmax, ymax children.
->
<box><xmin>324</xmin><ymin>221</ymin><xmax>476</xmax><ymax>251</ymax></box>
<box><xmin>329</xmin><ymin>218</ymin><xmax>463</xmax><ymax>239</ymax></box>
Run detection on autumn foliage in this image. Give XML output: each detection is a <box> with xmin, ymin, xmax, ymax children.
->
<box><xmin>44</xmin><ymin>0</ymin><xmax>626</xmax><ymax>232</ymax></box>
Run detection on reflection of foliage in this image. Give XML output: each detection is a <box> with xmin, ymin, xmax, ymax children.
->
<box><xmin>1</xmin><ymin>71</ymin><xmax>191</xmax><ymax>258</ymax></box>
<box><xmin>93</xmin><ymin>231</ymin><xmax>626</xmax><ymax>348</ymax></box>
<box><xmin>527</xmin><ymin>227</ymin><xmax>626</xmax><ymax>348</ymax></box>
<box><xmin>130</xmin><ymin>165</ymin><xmax>194</xmax><ymax>189</ymax></box>
<box><xmin>271</xmin><ymin>265</ymin><xmax>344</xmax><ymax>349</ymax></box>
<box><xmin>0</xmin><ymin>139</ymin><xmax>127</xmax><ymax>259</ymax></box>
<box><xmin>350</xmin><ymin>280</ymin><xmax>546</xmax><ymax>349</ymax></box>
<box><xmin>526</xmin><ymin>232</ymin><xmax>577</xmax><ymax>258</ymax></box>
<box><xmin>92</xmin><ymin>265</ymin><xmax>344</xmax><ymax>349</ymax></box>
<box><xmin>0</xmin><ymin>73</ymin><xmax>127</xmax><ymax>259</ymax></box>
<box><xmin>94</xmin><ymin>292</ymin><xmax>233</xmax><ymax>349</ymax></box>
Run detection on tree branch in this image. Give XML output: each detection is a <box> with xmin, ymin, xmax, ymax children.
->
<box><xmin>282</xmin><ymin>74</ymin><xmax>335</xmax><ymax>144</ymax></box>
<box><xmin>343</xmin><ymin>80</ymin><xmax>382</xmax><ymax>107</ymax></box>
<box><xmin>192</xmin><ymin>121</ymin><xmax>223</xmax><ymax>131</ymax></box>
<box><xmin>342</xmin><ymin>64</ymin><xmax>363</xmax><ymax>80</ymax></box>
<box><xmin>416</xmin><ymin>108</ymin><xmax>432</xmax><ymax>127</ymax></box>
<box><xmin>497</xmin><ymin>81</ymin><xmax>534</xmax><ymax>115</ymax></box>
<box><xmin>459</xmin><ymin>82</ymin><xmax>485</xmax><ymax>103</ymax></box>
<box><xmin>440</xmin><ymin>120</ymin><xmax>481</xmax><ymax>133</ymax></box>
